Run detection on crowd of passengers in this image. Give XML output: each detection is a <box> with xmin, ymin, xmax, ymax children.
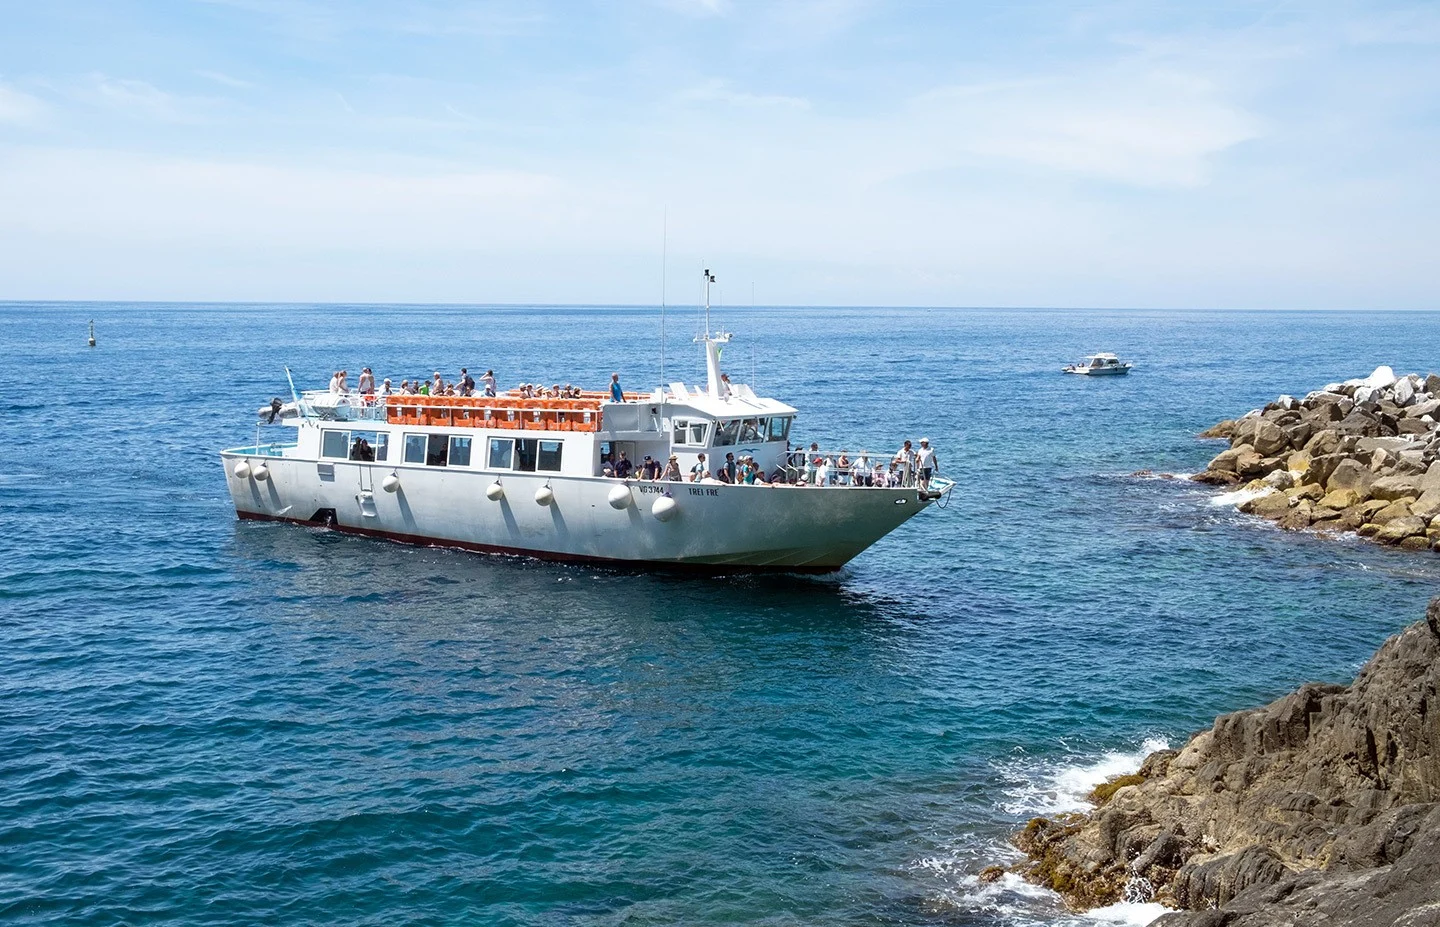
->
<box><xmin>599</xmin><ymin>439</ymin><xmax>940</xmax><ymax>490</ymax></box>
<box><xmin>326</xmin><ymin>368</ymin><xmax>603</xmax><ymax>400</ymax></box>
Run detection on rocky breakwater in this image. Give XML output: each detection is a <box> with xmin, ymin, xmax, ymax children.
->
<box><xmin>1008</xmin><ymin>598</ymin><xmax>1440</xmax><ymax>925</ymax></box>
<box><xmin>1192</xmin><ymin>366</ymin><xmax>1440</xmax><ymax>551</ymax></box>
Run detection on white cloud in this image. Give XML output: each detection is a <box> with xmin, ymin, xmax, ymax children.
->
<box><xmin>195</xmin><ymin>69</ymin><xmax>257</xmax><ymax>90</ymax></box>
<box><xmin>903</xmin><ymin>69</ymin><xmax>1260</xmax><ymax>188</ymax></box>
<box><xmin>0</xmin><ymin>84</ymin><xmax>44</xmax><ymax>123</ymax></box>
<box><xmin>674</xmin><ymin>79</ymin><xmax>809</xmax><ymax>109</ymax></box>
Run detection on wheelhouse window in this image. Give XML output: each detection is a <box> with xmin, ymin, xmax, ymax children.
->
<box><xmin>738</xmin><ymin>418</ymin><xmax>763</xmax><ymax>442</ymax></box>
<box><xmin>449</xmin><ymin>436</ymin><xmax>472</xmax><ymax>467</ymax></box>
<box><xmin>488</xmin><ymin>437</ymin><xmax>514</xmax><ymax>470</ymax></box>
<box><xmin>426</xmin><ymin>434</ymin><xmax>448</xmax><ymax>467</ymax></box>
<box><xmin>404</xmin><ymin>434</ymin><xmax>427</xmax><ymax>464</ymax></box>
<box><xmin>321</xmin><ymin>430</ymin><xmax>350</xmax><ymax>459</ymax></box>
<box><xmin>672</xmin><ymin>419</ymin><xmax>711</xmax><ymax>447</ymax></box>
<box><xmin>767</xmin><ymin>416</ymin><xmax>791</xmax><ymax>442</ymax></box>
<box><xmin>714</xmin><ymin>420</ymin><xmax>740</xmax><ymax>446</ymax></box>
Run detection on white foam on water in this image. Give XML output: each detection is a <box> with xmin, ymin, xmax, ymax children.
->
<box><xmin>1000</xmin><ymin>736</ymin><xmax>1171</xmax><ymax>817</ymax></box>
<box><xmin>1076</xmin><ymin>900</ymin><xmax>1171</xmax><ymax>926</ymax></box>
<box><xmin>1208</xmin><ymin>486</ymin><xmax>1267</xmax><ymax>508</ymax></box>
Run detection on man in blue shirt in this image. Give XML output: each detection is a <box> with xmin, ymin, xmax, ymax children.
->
<box><xmin>614</xmin><ymin>451</ymin><xmax>633</xmax><ymax>479</ymax></box>
<box><xmin>609</xmin><ymin>373</ymin><xmax>624</xmax><ymax>403</ymax></box>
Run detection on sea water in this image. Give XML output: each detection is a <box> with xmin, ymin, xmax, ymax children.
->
<box><xmin>3</xmin><ymin>303</ymin><xmax>1439</xmax><ymax>926</ymax></box>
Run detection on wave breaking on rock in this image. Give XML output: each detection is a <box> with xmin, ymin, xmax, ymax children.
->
<box><xmin>1004</xmin><ymin>597</ymin><xmax>1440</xmax><ymax>926</ymax></box>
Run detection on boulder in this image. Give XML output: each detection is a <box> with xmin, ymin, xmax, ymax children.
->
<box><xmin>1370</xmin><ymin>475</ymin><xmax>1423</xmax><ymax>501</ymax></box>
<box><xmin>1286</xmin><ymin>449</ymin><xmax>1312</xmax><ymax>474</ymax></box>
<box><xmin>1303</xmin><ymin>429</ymin><xmax>1341</xmax><ymax>457</ymax></box>
<box><xmin>1393</xmin><ymin>376</ymin><xmax>1416</xmax><ymax>406</ymax></box>
<box><xmin>1286</xmin><ymin>483</ymin><xmax>1324</xmax><ymax>502</ymax></box>
<box><xmin>1310</xmin><ymin>506</ymin><xmax>1342</xmax><ymax>523</ymax></box>
<box><xmin>1404</xmin><ymin>397</ymin><xmax>1440</xmax><ymax>420</ymax></box>
<box><xmin>1419</xmin><ymin>461</ymin><xmax>1440</xmax><ymax>493</ymax></box>
<box><xmin>1336</xmin><ymin>410</ymin><xmax>1384</xmax><ymax>437</ymax></box>
<box><xmin>1326</xmin><ymin>459</ymin><xmax>1375</xmax><ymax>496</ymax></box>
<box><xmin>1400</xmin><ymin>535</ymin><xmax>1431</xmax><ymax>551</ymax></box>
<box><xmin>1397</xmin><ymin>418</ymin><xmax>1432</xmax><ymax>437</ymax></box>
<box><xmin>1410</xmin><ymin>487</ymin><xmax>1440</xmax><ymax>521</ymax></box>
<box><xmin>1241</xmin><ymin>490</ymin><xmax>1292</xmax><ymax>518</ymax></box>
<box><xmin>1262</xmin><ymin>469</ymin><xmax>1294</xmax><ymax>491</ymax></box>
<box><xmin>1279</xmin><ymin>501</ymin><xmax>1313</xmax><ymax>530</ymax></box>
<box><xmin>1320</xmin><ymin>488</ymin><xmax>1363</xmax><ymax>510</ymax></box>
<box><xmin>1369</xmin><ymin>499</ymin><xmax>1415</xmax><ymax>525</ymax></box>
<box><xmin>1198</xmin><ymin>419</ymin><xmax>1236</xmax><ymax>439</ymax></box>
<box><xmin>1358</xmin><ymin>364</ymin><xmax>1398</xmax><ymax>390</ymax></box>
<box><xmin>1427</xmin><ymin>373</ymin><xmax>1440</xmax><ymax>395</ymax></box>
<box><xmin>1192</xmin><ymin>470</ymin><xmax>1240</xmax><ymax>486</ymax></box>
<box><xmin>1377</xmin><ymin>515</ymin><xmax>1427</xmax><ymax>544</ymax></box>
<box><xmin>1207</xmin><ymin>445</ymin><xmax>1249</xmax><ymax>474</ymax></box>
<box><xmin>1304</xmin><ymin>452</ymin><xmax>1345</xmax><ymax>488</ymax></box>
<box><xmin>1284</xmin><ymin>419</ymin><xmax>1315</xmax><ymax>448</ymax></box>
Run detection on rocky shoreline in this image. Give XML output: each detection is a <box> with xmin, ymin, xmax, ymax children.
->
<box><xmin>1191</xmin><ymin>366</ymin><xmax>1440</xmax><ymax>550</ymax></box>
<box><xmin>1002</xmin><ymin>598</ymin><xmax>1440</xmax><ymax>926</ymax></box>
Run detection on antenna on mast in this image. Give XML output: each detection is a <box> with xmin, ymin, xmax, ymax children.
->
<box><xmin>703</xmin><ymin>268</ymin><xmax>716</xmax><ymax>335</ymax></box>
<box><xmin>660</xmin><ymin>211</ymin><xmax>668</xmax><ymax>385</ymax></box>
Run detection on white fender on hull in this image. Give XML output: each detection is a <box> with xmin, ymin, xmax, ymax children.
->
<box><xmin>535</xmin><ymin>485</ymin><xmax>555</xmax><ymax>506</ymax></box>
<box><xmin>252</xmin><ymin>463</ymin><xmax>270</xmax><ymax>482</ymax></box>
<box><xmin>651</xmin><ymin>495</ymin><xmax>677</xmax><ymax>522</ymax></box>
<box><xmin>233</xmin><ymin>461</ymin><xmax>251</xmax><ymax>480</ymax></box>
<box><xmin>381</xmin><ymin>473</ymin><xmax>401</xmax><ymax>493</ymax></box>
<box><xmin>607</xmin><ymin>484</ymin><xmax>632</xmax><ymax>509</ymax></box>
<box><xmin>486</xmin><ymin>481</ymin><xmax>505</xmax><ymax>501</ymax></box>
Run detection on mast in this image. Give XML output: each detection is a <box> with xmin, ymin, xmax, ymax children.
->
<box><xmin>694</xmin><ymin>268</ymin><xmax>731</xmax><ymax>399</ymax></box>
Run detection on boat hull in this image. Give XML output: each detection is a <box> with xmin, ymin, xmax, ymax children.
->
<box><xmin>221</xmin><ymin>454</ymin><xmax>941</xmax><ymax>573</ymax></box>
<box><xmin>1063</xmin><ymin>366</ymin><xmax>1131</xmax><ymax>376</ymax></box>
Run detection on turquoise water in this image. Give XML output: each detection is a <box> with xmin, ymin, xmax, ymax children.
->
<box><xmin>4</xmin><ymin>303</ymin><xmax>1439</xmax><ymax>926</ymax></box>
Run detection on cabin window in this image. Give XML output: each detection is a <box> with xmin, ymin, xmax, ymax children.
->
<box><xmin>537</xmin><ymin>440</ymin><xmax>563</xmax><ymax>472</ymax></box>
<box><xmin>671</xmin><ymin>420</ymin><xmax>710</xmax><ymax>447</ymax></box>
<box><xmin>404</xmin><ymin>434</ymin><xmax>427</xmax><ymax>464</ymax></box>
<box><xmin>426</xmin><ymin>434</ymin><xmax>449</xmax><ymax>467</ymax></box>
<box><xmin>348</xmin><ymin>431</ymin><xmax>387</xmax><ymax>462</ymax></box>
<box><xmin>449</xmin><ymin>436</ymin><xmax>472</xmax><ymax>467</ymax></box>
<box><xmin>488</xmin><ymin>437</ymin><xmax>514</xmax><ymax>469</ymax></box>
<box><xmin>514</xmin><ymin>439</ymin><xmax>538</xmax><ymax>472</ymax></box>
<box><xmin>321</xmin><ymin>430</ymin><xmax>350</xmax><ymax>459</ymax></box>
<box><xmin>738</xmin><ymin>419</ymin><xmax>763</xmax><ymax>443</ymax></box>
<box><xmin>714</xmin><ymin>419</ymin><xmax>740</xmax><ymax>446</ymax></box>
<box><xmin>767</xmin><ymin>416</ymin><xmax>791</xmax><ymax>441</ymax></box>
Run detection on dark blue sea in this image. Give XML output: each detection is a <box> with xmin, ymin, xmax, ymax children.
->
<box><xmin>5</xmin><ymin>303</ymin><xmax>1440</xmax><ymax>926</ymax></box>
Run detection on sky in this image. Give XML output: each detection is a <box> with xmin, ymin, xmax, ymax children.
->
<box><xmin>0</xmin><ymin>0</ymin><xmax>1437</xmax><ymax>308</ymax></box>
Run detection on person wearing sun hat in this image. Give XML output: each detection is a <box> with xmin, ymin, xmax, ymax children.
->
<box><xmin>915</xmin><ymin>437</ymin><xmax>938</xmax><ymax>492</ymax></box>
<box><xmin>661</xmin><ymin>455</ymin><xmax>682</xmax><ymax>481</ymax></box>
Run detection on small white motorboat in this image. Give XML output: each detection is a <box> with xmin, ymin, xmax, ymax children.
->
<box><xmin>1063</xmin><ymin>353</ymin><xmax>1132</xmax><ymax>376</ymax></box>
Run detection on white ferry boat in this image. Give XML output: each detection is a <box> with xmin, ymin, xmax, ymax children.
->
<box><xmin>221</xmin><ymin>286</ymin><xmax>953</xmax><ymax>573</ymax></box>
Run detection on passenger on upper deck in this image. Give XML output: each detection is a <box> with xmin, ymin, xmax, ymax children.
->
<box><xmin>380</xmin><ymin>378</ymin><xmax>392</xmax><ymax>396</ymax></box>
<box><xmin>328</xmin><ymin>371</ymin><xmax>341</xmax><ymax>393</ymax></box>
<box><xmin>916</xmin><ymin>438</ymin><xmax>939</xmax><ymax>491</ymax></box>
<box><xmin>609</xmin><ymin>373</ymin><xmax>624</xmax><ymax>403</ymax></box>
<box><xmin>358</xmin><ymin>368</ymin><xmax>375</xmax><ymax>395</ymax></box>
<box><xmin>460</xmin><ymin>369</ymin><xmax>474</xmax><ymax>395</ymax></box>
<box><xmin>719</xmin><ymin>372</ymin><xmax>732</xmax><ymax>399</ymax></box>
<box><xmin>481</xmin><ymin>370</ymin><xmax>496</xmax><ymax>397</ymax></box>
<box><xmin>431</xmin><ymin>372</ymin><xmax>443</xmax><ymax>394</ymax></box>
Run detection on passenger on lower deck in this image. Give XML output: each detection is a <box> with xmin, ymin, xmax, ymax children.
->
<box><xmin>688</xmin><ymin>453</ymin><xmax>709</xmax><ymax>482</ymax></box>
<box><xmin>614</xmin><ymin>451</ymin><xmax>632</xmax><ymax>478</ymax></box>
